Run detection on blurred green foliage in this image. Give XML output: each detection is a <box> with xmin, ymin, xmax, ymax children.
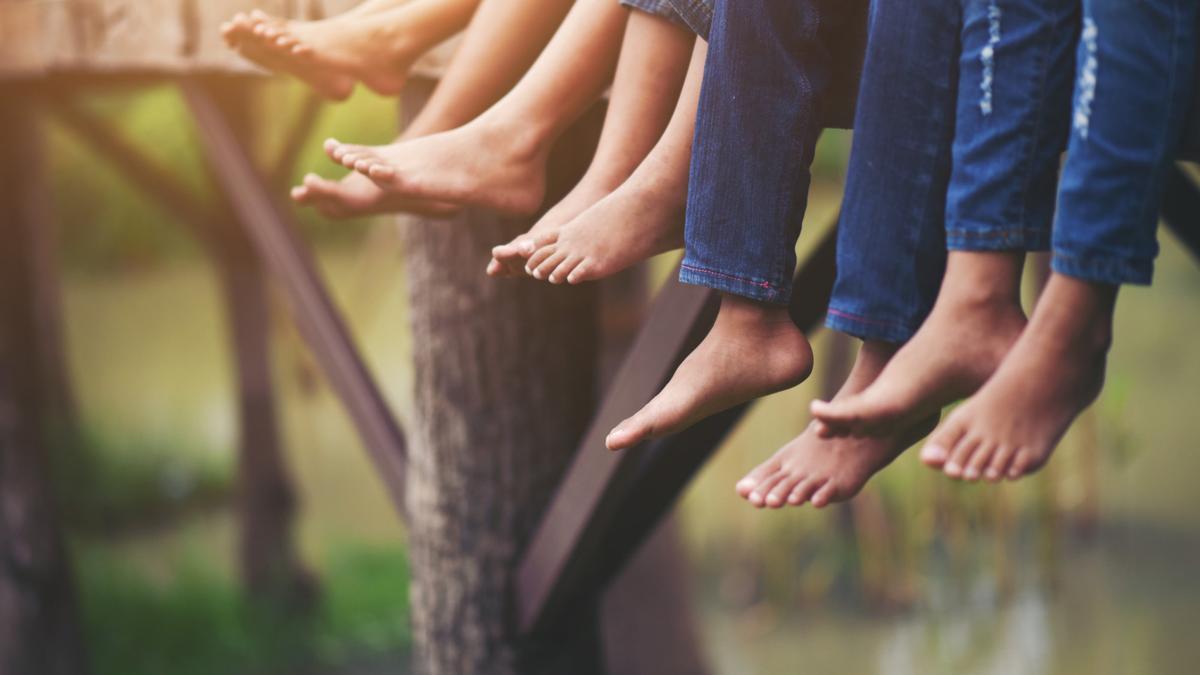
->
<box><xmin>77</xmin><ymin>544</ymin><xmax>412</xmax><ymax>675</ymax></box>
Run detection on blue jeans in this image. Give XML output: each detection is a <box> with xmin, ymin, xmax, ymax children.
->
<box><xmin>1052</xmin><ymin>0</ymin><xmax>1197</xmax><ymax>285</ymax></box>
<box><xmin>833</xmin><ymin>0</ymin><xmax>1079</xmax><ymax>342</ymax></box>
<box><xmin>679</xmin><ymin>0</ymin><xmax>866</xmax><ymax>305</ymax></box>
<box><xmin>620</xmin><ymin>0</ymin><xmax>712</xmax><ymax>38</ymax></box>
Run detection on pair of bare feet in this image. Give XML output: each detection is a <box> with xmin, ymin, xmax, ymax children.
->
<box><xmin>607</xmin><ymin>252</ymin><xmax>1112</xmax><ymax>512</ymax></box>
<box><xmin>809</xmin><ymin>253</ymin><xmax>1112</xmax><ymax>485</ymax></box>
<box><xmin>222</xmin><ymin>4</ymin><xmax>432</xmax><ymax>100</ymax></box>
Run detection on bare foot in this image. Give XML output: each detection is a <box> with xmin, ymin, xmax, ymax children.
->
<box><xmin>487</xmin><ymin>178</ymin><xmax>617</xmax><ymax>278</ymax></box>
<box><xmin>606</xmin><ymin>296</ymin><xmax>814</xmax><ymax>451</ymax></box>
<box><xmin>736</xmin><ymin>342</ymin><xmax>938</xmax><ymax>509</ymax></box>
<box><xmin>920</xmin><ymin>274</ymin><xmax>1113</xmax><ymax>481</ymax></box>
<box><xmin>221</xmin><ymin>8</ymin><xmax>419</xmax><ymax>100</ymax></box>
<box><xmin>523</xmin><ymin>168</ymin><xmax>685</xmax><ymax>284</ymax></box>
<box><xmin>810</xmin><ymin>252</ymin><xmax>1029</xmax><ymax>439</ymax></box>
<box><xmin>290</xmin><ymin>171</ymin><xmax>461</xmax><ymax>219</ymax></box>
<box><xmin>325</xmin><ymin>119</ymin><xmax>550</xmax><ymax>216</ymax></box>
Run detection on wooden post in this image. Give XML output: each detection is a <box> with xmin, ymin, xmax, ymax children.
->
<box><xmin>0</xmin><ymin>94</ymin><xmax>89</xmax><ymax>675</ymax></box>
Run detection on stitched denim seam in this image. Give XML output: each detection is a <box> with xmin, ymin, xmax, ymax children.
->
<box><xmin>826</xmin><ymin>307</ymin><xmax>912</xmax><ymax>330</ymax></box>
<box><xmin>681</xmin><ymin>263</ymin><xmax>774</xmax><ymax>290</ymax></box>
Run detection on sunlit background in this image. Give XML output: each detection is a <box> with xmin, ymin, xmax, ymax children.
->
<box><xmin>46</xmin><ymin>82</ymin><xmax>1200</xmax><ymax>674</ymax></box>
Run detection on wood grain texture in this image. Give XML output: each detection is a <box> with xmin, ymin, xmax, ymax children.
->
<box><xmin>0</xmin><ymin>0</ymin><xmax>455</xmax><ymax>79</ymax></box>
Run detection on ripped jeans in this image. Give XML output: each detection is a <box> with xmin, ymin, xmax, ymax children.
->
<box><xmin>829</xmin><ymin>0</ymin><xmax>1195</xmax><ymax>343</ymax></box>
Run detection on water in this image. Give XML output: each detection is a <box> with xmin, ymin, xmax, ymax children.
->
<box><xmin>62</xmin><ymin>223</ymin><xmax>1200</xmax><ymax>673</ymax></box>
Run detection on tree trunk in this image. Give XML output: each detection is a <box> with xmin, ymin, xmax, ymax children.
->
<box><xmin>0</xmin><ymin>96</ymin><xmax>89</xmax><ymax>675</ymax></box>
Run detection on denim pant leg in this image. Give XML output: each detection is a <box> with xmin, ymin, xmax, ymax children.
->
<box><xmin>620</xmin><ymin>0</ymin><xmax>691</xmax><ymax>29</ymax></box>
<box><xmin>665</xmin><ymin>0</ymin><xmax>713</xmax><ymax>40</ymax></box>
<box><xmin>679</xmin><ymin>0</ymin><xmax>838</xmax><ymax>305</ymax></box>
<box><xmin>826</xmin><ymin>0</ymin><xmax>959</xmax><ymax>344</ymax></box>
<box><xmin>1052</xmin><ymin>0</ymin><xmax>1198</xmax><ymax>285</ymax></box>
<box><xmin>945</xmin><ymin>0</ymin><xmax>1079</xmax><ymax>251</ymax></box>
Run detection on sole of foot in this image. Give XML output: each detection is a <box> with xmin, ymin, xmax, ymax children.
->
<box><xmin>324</xmin><ymin>125</ymin><xmax>549</xmax><ymax>217</ymax></box>
<box><xmin>606</xmin><ymin>298</ymin><xmax>813</xmax><ymax>451</ymax></box>
<box><xmin>810</xmin><ymin>254</ymin><xmax>1030</xmax><ymax>439</ymax></box>
<box><xmin>919</xmin><ymin>275</ymin><xmax>1113</xmax><ymax>482</ymax></box>
<box><xmin>524</xmin><ymin>176</ymin><xmax>684</xmax><ymax>285</ymax></box>
<box><xmin>291</xmin><ymin>172</ymin><xmax>461</xmax><ymax>219</ymax></box>
<box><xmin>222</xmin><ymin>10</ymin><xmax>410</xmax><ymax>100</ymax></box>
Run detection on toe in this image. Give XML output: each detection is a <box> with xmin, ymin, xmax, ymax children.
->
<box><xmin>809</xmin><ymin>398</ymin><xmax>859</xmax><ymax>436</ymax></box>
<box><xmin>736</xmin><ymin>458</ymin><xmax>781</xmax><ymax>499</ymax></box>
<box><xmin>549</xmin><ymin>256</ymin><xmax>583</xmax><ymax>285</ymax></box>
<box><xmin>962</xmin><ymin>442</ymin><xmax>995</xmax><ymax>482</ymax></box>
<box><xmin>1007</xmin><ymin>448</ymin><xmax>1040</xmax><ymax>480</ymax></box>
<box><xmin>534</xmin><ymin>251</ymin><xmax>569</xmax><ymax>282</ymax></box>
<box><xmin>567</xmin><ymin>261</ymin><xmax>596</xmax><ymax>284</ymax></box>
<box><xmin>525</xmin><ymin>245</ymin><xmax>557</xmax><ymax>276</ymax></box>
<box><xmin>748</xmin><ymin>472</ymin><xmax>787</xmax><ymax>508</ymax></box>
<box><xmin>985</xmin><ymin>445</ymin><xmax>1015</xmax><ymax>482</ymax></box>
<box><xmin>943</xmin><ymin>435</ymin><xmax>980</xmax><ymax>479</ymax></box>
<box><xmin>290</xmin><ymin>185</ymin><xmax>308</xmax><ymax>202</ymax></box>
<box><xmin>765</xmin><ymin>473</ymin><xmax>803</xmax><ymax>509</ymax></box>
<box><xmin>921</xmin><ymin>414</ymin><xmax>967</xmax><ymax>468</ymax></box>
<box><xmin>366</xmin><ymin>162</ymin><xmax>398</xmax><ymax>181</ymax></box>
<box><xmin>790</xmin><ymin>477</ymin><xmax>825</xmax><ymax>506</ymax></box>
<box><xmin>606</xmin><ymin>412</ymin><xmax>652</xmax><ymax>451</ymax></box>
<box><xmin>810</xmin><ymin>481</ymin><xmax>838</xmax><ymax>508</ymax></box>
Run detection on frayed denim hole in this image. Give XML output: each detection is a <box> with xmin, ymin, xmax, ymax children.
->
<box><xmin>1074</xmin><ymin>17</ymin><xmax>1098</xmax><ymax>140</ymax></box>
<box><xmin>980</xmin><ymin>0</ymin><xmax>1002</xmax><ymax>116</ymax></box>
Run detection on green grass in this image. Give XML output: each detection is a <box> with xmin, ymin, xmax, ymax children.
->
<box><xmin>77</xmin><ymin>543</ymin><xmax>412</xmax><ymax>675</ymax></box>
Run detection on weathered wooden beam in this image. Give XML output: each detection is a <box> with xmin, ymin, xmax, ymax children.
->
<box><xmin>0</xmin><ymin>96</ymin><xmax>89</xmax><ymax>675</ymax></box>
<box><xmin>47</xmin><ymin>94</ymin><xmax>226</xmax><ymax>252</ymax></box>
<box><xmin>1162</xmin><ymin>164</ymin><xmax>1200</xmax><ymax>263</ymax></box>
<box><xmin>182</xmin><ymin>78</ymin><xmax>409</xmax><ymax>515</ymax></box>
<box><xmin>517</xmin><ymin>224</ymin><xmax>839</xmax><ymax>636</ymax></box>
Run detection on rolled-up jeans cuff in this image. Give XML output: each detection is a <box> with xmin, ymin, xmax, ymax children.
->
<box><xmin>679</xmin><ymin>262</ymin><xmax>791</xmax><ymax>305</ymax></box>
<box><xmin>666</xmin><ymin>0</ymin><xmax>713</xmax><ymax>39</ymax></box>
<box><xmin>620</xmin><ymin>0</ymin><xmax>690</xmax><ymax>29</ymax></box>
<box><xmin>1051</xmin><ymin>250</ymin><xmax>1153</xmax><ymax>286</ymax></box>
<box><xmin>825</xmin><ymin>306</ymin><xmax>919</xmax><ymax>344</ymax></box>
<box><xmin>945</xmin><ymin>221</ymin><xmax>1051</xmax><ymax>251</ymax></box>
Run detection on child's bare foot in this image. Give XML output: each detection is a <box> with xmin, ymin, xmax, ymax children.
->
<box><xmin>735</xmin><ymin>342</ymin><xmax>938</xmax><ymax>509</ymax></box>
<box><xmin>487</xmin><ymin>178</ymin><xmax>617</xmax><ymax>278</ymax></box>
<box><xmin>523</xmin><ymin>165</ymin><xmax>685</xmax><ymax>284</ymax></box>
<box><xmin>920</xmin><ymin>274</ymin><xmax>1113</xmax><ymax>481</ymax></box>
<box><xmin>325</xmin><ymin>118</ymin><xmax>550</xmax><ymax>216</ymax></box>
<box><xmin>811</xmin><ymin>252</ymin><xmax>1029</xmax><ymax>439</ymax></box>
<box><xmin>606</xmin><ymin>296</ymin><xmax>814</xmax><ymax>451</ymax></box>
<box><xmin>221</xmin><ymin>7</ymin><xmax>422</xmax><ymax>100</ymax></box>
<box><xmin>290</xmin><ymin>171</ymin><xmax>461</xmax><ymax>219</ymax></box>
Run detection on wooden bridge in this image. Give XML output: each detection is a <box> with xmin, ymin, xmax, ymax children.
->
<box><xmin>2</xmin><ymin>2</ymin><xmax>1199</xmax><ymax>673</ymax></box>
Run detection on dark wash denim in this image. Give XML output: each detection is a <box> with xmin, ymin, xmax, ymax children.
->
<box><xmin>1052</xmin><ymin>0</ymin><xmax>1197</xmax><ymax>285</ymax></box>
<box><xmin>679</xmin><ymin>0</ymin><xmax>866</xmax><ymax>305</ymax></box>
<box><xmin>832</xmin><ymin>0</ymin><xmax>1077</xmax><ymax>343</ymax></box>
<box><xmin>827</xmin><ymin>0</ymin><xmax>960</xmax><ymax>343</ymax></box>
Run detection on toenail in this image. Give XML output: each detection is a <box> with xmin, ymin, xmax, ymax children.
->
<box><xmin>945</xmin><ymin>462</ymin><xmax>960</xmax><ymax>474</ymax></box>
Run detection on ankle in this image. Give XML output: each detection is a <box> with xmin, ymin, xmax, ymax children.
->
<box><xmin>472</xmin><ymin>111</ymin><xmax>552</xmax><ymax>164</ymax></box>
<box><xmin>940</xmin><ymin>250</ymin><xmax>1026</xmax><ymax>311</ymax></box>
<box><xmin>714</xmin><ymin>294</ymin><xmax>795</xmax><ymax>331</ymax></box>
<box><xmin>1032</xmin><ymin>274</ymin><xmax>1117</xmax><ymax>357</ymax></box>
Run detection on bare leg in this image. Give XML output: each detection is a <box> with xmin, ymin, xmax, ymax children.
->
<box><xmin>488</xmin><ymin>14</ymin><xmax>696</xmax><ymax>277</ymax></box>
<box><xmin>810</xmin><ymin>251</ymin><xmax>1029</xmax><ymax>438</ymax></box>
<box><xmin>223</xmin><ymin>0</ymin><xmax>480</xmax><ymax>100</ymax></box>
<box><xmin>291</xmin><ymin>0</ymin><xmax>575</xmax><ymax>217</ymax></box>
<box><xmin>920</xmin><ymin>274</ymin><xmax>1112</xmax><ymax>481</ymax></box>
<box><xmin>519</xmin><ymin>41</ymin><xmax>706</xmax><ymax>284</ymax></box>
<box><xmin>736</xmin><ymin>342</ymin><xmax>938</xmax><ymax>509</ymax></box>
<box><xmin>325</xmin><ymin>0</ymin><xmax>629</xmax><ymax>216</ymax></box>
<box><xmin>606</xmin><ymin>294</ymin><xmax>814</xmax><ymax>451</ymax></box>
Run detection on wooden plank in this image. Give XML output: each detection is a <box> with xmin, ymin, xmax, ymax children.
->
<box><xmin>517</xmin><ymin>224</ymin><xmax>839</xmax><ymax>636</ymax></box>
<box><xmin>0</xmin><ymin>0</ymin><xmax>455</xmax><ymax>80</ymax></box>
<box><xmin>182</xmin><ymin>78</ymin><xmax>409</xmax><ymax>515</ymax></box>
<box><xmin>1162</xmin><ymin>164</ymin><xmax>1200</xmax><ymax>263</ymax></box>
